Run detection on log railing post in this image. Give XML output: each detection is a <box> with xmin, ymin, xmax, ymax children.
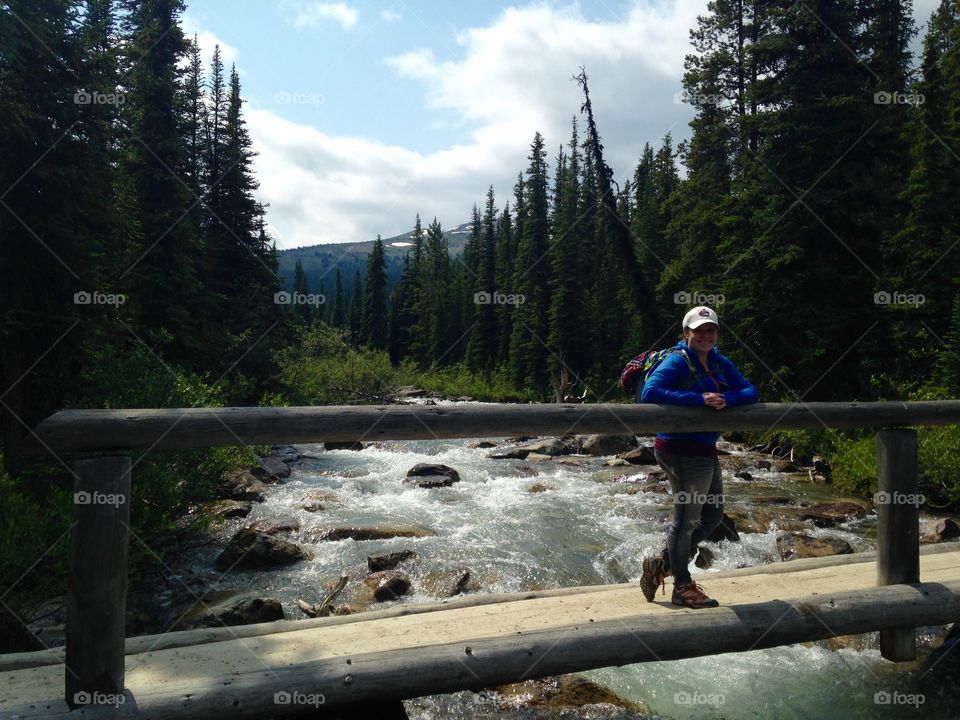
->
<box><xmin>65</xmin><ymin>455</ymin><xmax>131</xmax><ymax>708</ymax></box>
<box><xmin>876</xmin><ymin>429</ymin><xmax>920</xmax><ymax>662</ymax></box>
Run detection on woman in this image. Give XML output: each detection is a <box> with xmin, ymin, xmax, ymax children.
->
<box><xmin>639</xmin><ymin>306</ymin><xmax>758</xmax><ymax>608</ymax></box>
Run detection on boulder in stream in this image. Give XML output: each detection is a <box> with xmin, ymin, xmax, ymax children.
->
<box><xmin>799</xmin><ymin>501</ymin><xmax>867</xmax><ymax>528</ymax></box>
<box><xmin>208</xmin><ymin>499</ymin><xmax>253</xmax><ymax>519</ymax></box>
<box><xmin>312</xmin><ymin>525</ymin><xmax>433</xmax><ymax>542</ymax></box>
<box><xmin>175</xmin><ymin>592</ymin><xmax>284</xmax><ymax>629</ymax></box>
<box><xmin>368</xmin><ymin>550</ymin><xmax>417</xmax><ymax>572</ymax></box>
<box><xmin>618</xmin><ymin>446</ymin><xmax>657</xmax><ymax>465</ymax></box>
<box><xmin>362</xmin><ymin>571</ymin><xmax>413</xmax><ymax>602</ymax></box>
<box><xmin>217</xmin><ymin>469</ymin><xmax>270</xmax><ymax>502</ymax></box>
<box><xmin>215</xmin><ymin>527</ymin><xmax>312</xmax><ymax>570</ymax></box>
<box><xmin>921</xmin><ymin>517</ymin><xmax>960</xmax><ymax>544</ymax></box>
<box><xmin>404</xmin><ymin>463</ymin><xmax>461</xmax><ymax>488</ymax></box>
<box><xmin>776</xmin><ymin>532</ymin><xmax>853</xmax><ymax>561</ymax></box>
<box><xmin>581</xmin><ymin>434</ymin><xmax>638</xmax><ymax>456</ymax></box>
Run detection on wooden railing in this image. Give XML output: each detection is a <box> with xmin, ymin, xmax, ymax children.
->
<box><xmin>23</xmin><ymin>400</ymin><xmax>960</xmax><ymax>709</ymax></box>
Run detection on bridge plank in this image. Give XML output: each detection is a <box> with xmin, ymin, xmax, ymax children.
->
<box><xmin>3</xmin><ymin>550</ymin><xmax>959</xmax><ymax>717</ymax></box>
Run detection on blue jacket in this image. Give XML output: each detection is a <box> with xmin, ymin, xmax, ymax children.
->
<box><xmin>640</xmin><ymin>340</ymin><xmax>759</xmax><ymax>447</ymax></box>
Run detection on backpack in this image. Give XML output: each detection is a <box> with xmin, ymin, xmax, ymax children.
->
<box><xmin>620</xmin><ymin>347</ymin><xmax>697</xmax><ymax>397</ymax></box>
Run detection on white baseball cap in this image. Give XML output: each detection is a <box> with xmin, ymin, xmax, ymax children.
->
<box><xmin>683</xmin><ymin>306</ymin><xmax>719</xmax><ymax>329</ymax></box>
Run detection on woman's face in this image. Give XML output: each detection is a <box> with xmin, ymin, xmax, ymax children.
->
<box><xmin>684</xmin><ymin>323</ymin><xmax>718</xmax><ymax>354</ymax></box>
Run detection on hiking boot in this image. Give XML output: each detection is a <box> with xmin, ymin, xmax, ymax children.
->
<box><xmin>671</xmin><ymin>581</ymin><xmax>719</xmax><ymax>609</ymax></box>
<box><xmin>639</xmin><ymin>555</ymin><xmax>668</xmax><ymax>602</ymax></box>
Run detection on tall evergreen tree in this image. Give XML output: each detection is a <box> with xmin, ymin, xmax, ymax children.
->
<box><xmin>547</xmin><ymin>120</ymin><xmax>590</xmax><ymax>399</ymax></box>
<box><xmin>508</xmin><ymin>132</ymin><xmax>552</xmax><ymax>396</ymax></box>
<box><xmin>361</xmin><ymin>236</ymin><xmax>389</xmax><ymax>349</ymax></box>
<box><xmin>466</xmin><ymin>188</ymin><xmax>499</xmax><ymax>374</ymax></box>
<box><xmin>121</xmin><ymin>0</ymin><xmax>205</xmax><ymax>365</ymax></box>
<box><xmin>349</xmin><ymin>269</ymin><xmax>362</xmax><ymax>343</ymax></box>
<box><xmin>331</xmin><ymin>268</ymin><xmax>347</xmax><ymax>328</ymax></box>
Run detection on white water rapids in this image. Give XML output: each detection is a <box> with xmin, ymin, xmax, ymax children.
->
<box><xmin>182</xmin><ymin>404</ymin><xmax>954</xmax><ymax>720</ymax></box>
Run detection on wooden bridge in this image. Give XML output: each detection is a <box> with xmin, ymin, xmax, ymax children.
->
<box><xmin>3</xmin><ymin>401</ymin><xmax>960</xmax><ymax>718</ymax></box>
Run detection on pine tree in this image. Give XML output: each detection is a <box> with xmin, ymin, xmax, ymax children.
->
<box><xmin>121</xmin><ymin>0</ymin><xmax>205</xmax><ymax>365</ymax></box>
<box><xmin>292</xmin><ymin>259</ymin><xmax>310</xmax><ymax>321</ymax></box>
<box><xmin>508</xmin><ymin>132</ymin><xmax>552</xmax><ymax>396</ymax></box>
<box><xmin>349</xmin><ymin>269</ymin><xmax>362</xmax><ymax>343</ymax></box>
<box><xmin>466</xmin><ymin>187</ymin><xmax>499</xmax><ymax>374</ymax></box>
<box><xmin>361</xmin><ymin>236</ymin><xmax>389</xmax><ymax>349</ymax></box>
<box><xmin>331</xmin><ymin>268</ymin><xmax>347</xmax><ymax>328</ymax></box>
<box><xmin>425</xmin><ymin>218</ymin><xmax>453</xmax><ymax>363</ymax></box>
<box><xmin>547</xmin><ymin>119</ymin><xmax>589</xmax><ymax>399</ymax></box>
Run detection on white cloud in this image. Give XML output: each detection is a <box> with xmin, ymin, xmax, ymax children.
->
<box><xmin>253</xmin><ymin>1</ymin><xmax>708</xmax><ymax>248</ymax></box>
<box><xmin>380</xmin><ymin>9</ymin><xmax>402</xmax><ymax>23</ymax></box>
<box><xmin>282</xmin><ymin>1</ymin><xmax>359</xmax><ymax>31</ymax></box>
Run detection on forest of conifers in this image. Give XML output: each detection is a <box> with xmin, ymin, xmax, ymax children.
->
<box><xmin>3</xmin><ymin>1</ymin><xmax>960</xmax><ymax>605</ymax></box>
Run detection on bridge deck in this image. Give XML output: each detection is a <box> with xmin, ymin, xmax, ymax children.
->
<box><xmin>4</xmin><ymin>546</ymin><xmax>960</xmax><ymax>718</ymax></box>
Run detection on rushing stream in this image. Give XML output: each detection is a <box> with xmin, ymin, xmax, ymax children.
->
<box><xmin>182</xmin><ymin>402</ymin><xmax>957</xmax><ymax>720</ymax></box>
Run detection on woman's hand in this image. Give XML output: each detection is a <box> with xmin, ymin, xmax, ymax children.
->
<box><xmin>703</xmin><ymin>392</ymin><xmax>727</xmax><ymax>410</ymax></box>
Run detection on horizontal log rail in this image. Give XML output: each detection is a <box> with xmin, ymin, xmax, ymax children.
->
<box><xmin>23</xmin><ymin>400</ymin><xmax>960</xmax><ymax>453</ymax></box>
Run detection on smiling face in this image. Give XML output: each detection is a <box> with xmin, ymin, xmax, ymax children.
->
<box><xmin>684</xmin><ymin>322</ymin><xmax>718</xmax><ymax>354</ymax></box>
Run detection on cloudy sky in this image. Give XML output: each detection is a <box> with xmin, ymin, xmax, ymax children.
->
<box><xmin>183</xmin><ymin>0</ymin><xmax>941</xmax><ymax>250</ymax></box>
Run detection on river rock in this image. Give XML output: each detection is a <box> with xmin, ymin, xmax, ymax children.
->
<box><xmin>799</xmin><ymin>501</ymin><xmax>867</xmax><ymax>528</ymax></box>
<box><xmin>754</xmin><ymin>459</ymin><xmax>773</xmax><ymax>470</ymax></box>
<box><xmin>256</xmin><ymin>456</ymin><xmax>291</xmax><ymax>480</ymax></box>
<box><xmin>218</xmin><ymin>469</ymin><xmax>269</xmax><ymax>502</ymax></box>
<box><xmin>514</xmin><ymin>465</ymin><xmax>539</xmax><ymax>477</ymax></box>
<box><xmin>470</xmin><ymin>441</ymin><xmax>497</xmax><ymax>449</ymax></box>
<box><xmin>363</xmin><ymin>571</ymin><xmax>412</xmax><ymax>602</ymax></box>
<box><xmin>301</xmin><ymin>490</ymin><xmax>339</xmax><ymax>513</ymax></box>
<box><xmin>582</xmin><ymin>434</ymin><xmax>638</xmax><ymax>456</ymax></box>
<box><xmin>493</xmin><ymin>675</ymin><xmax>649</xmax><ymax>714</ymax></box>
<box><xmin>404</xmin><ymin>463</ymin><xmax>461</xmax><ymax>488</ymax></box>
<box><xmin>487</xmin><ymin>447</ymin><xmax>531</xmax><ymax>459</ymax></box>
<box><xmin>176</xmin><ymin>592</ymin><xmax>284</xmax><ymax>629</ymax></box>
<box><xmin>215</xmin><ymin>528</ymin><xmax>312</xmax><ymax>570</ymax></box>
<box><xmin>528</xmin><ymin>483</ymin><xmax>550</xmax><ymax>493</ymax></box>
<box><xmin>312</xmin><ymin>525</ymin><xmax>433</xmax><ymax>542</ymax></box>
<box><xmin>209</xmin><ymin>499</ymin><xmax>253</xmax><ymax>519</ymax></box>
<box><xmin>391</xmin><ymin>386</ymin><xmax>428</xmax><ymax>398</ymax></box>
<box><xmin>694</xmin><ymin>546</ymin><xmax>716</xmax><ymax>569</ymax></box>
<box><xmin>368</xmin><ymin>550</ymin><xmax>417</xmax><ymax>572</ymax></box>
<box><xmin>250</xmin><ymin>515</ymin><xmax>301</xmax><ymax>535</ymax></box>
<box><xmin>734</xmin><ymin>470</ymin><xmax>754</xmax><ymax>481</ymax></box>
<box><xmin>619</xmin><ymin>446</ymin><xmax>657</xmax><ymax>465</ymax></box>
<box><xmin>526</xmin><ymin>452</ymin><xmax>554</xmax><ymax>462</ymax></box>
<box><xmin>324</xmin><ymin>440</ymin><xmax>366</xmax><ymax>451</ymax></box>
<box><xmin>776</xmin><ymin>460</ymin><xmax>801</xmax><ymax>473</ymax></box>
<box><xmin>749</xmin><ymin>496</ymin><xmax>793</xmax><ymax>505</ymax></box>
<box><xmin>705</xmin><ymin>513</ymin><xmax>741</xmax><ymax>542</ymax></box>
<box><xmin>517</xmin><ymin>438</ymin><xmax>568</xmax><ymax>456</ymax></box>
<box><xmin>604</xmin><ymin>458</ymin><xmax>633</xmax><ymax>467</ymax></box>
<box><xmin>270</xmin><ymin>444</ymin><xmax>303</xmax><ymax>463</ymax></box>
<box><xmin>776</xmin><ymin>533</ymin><xmax>853</xmax><ymax>561</ymax></box>
<box><xmin>921</xmin><ymin>517</ymin><xmax>960</xmax><ymax>543</ymax></box>
<box><xmin>422</xmin><ymin>567</ymin><xmax>472</xmax><ymax>598</ymax></box>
